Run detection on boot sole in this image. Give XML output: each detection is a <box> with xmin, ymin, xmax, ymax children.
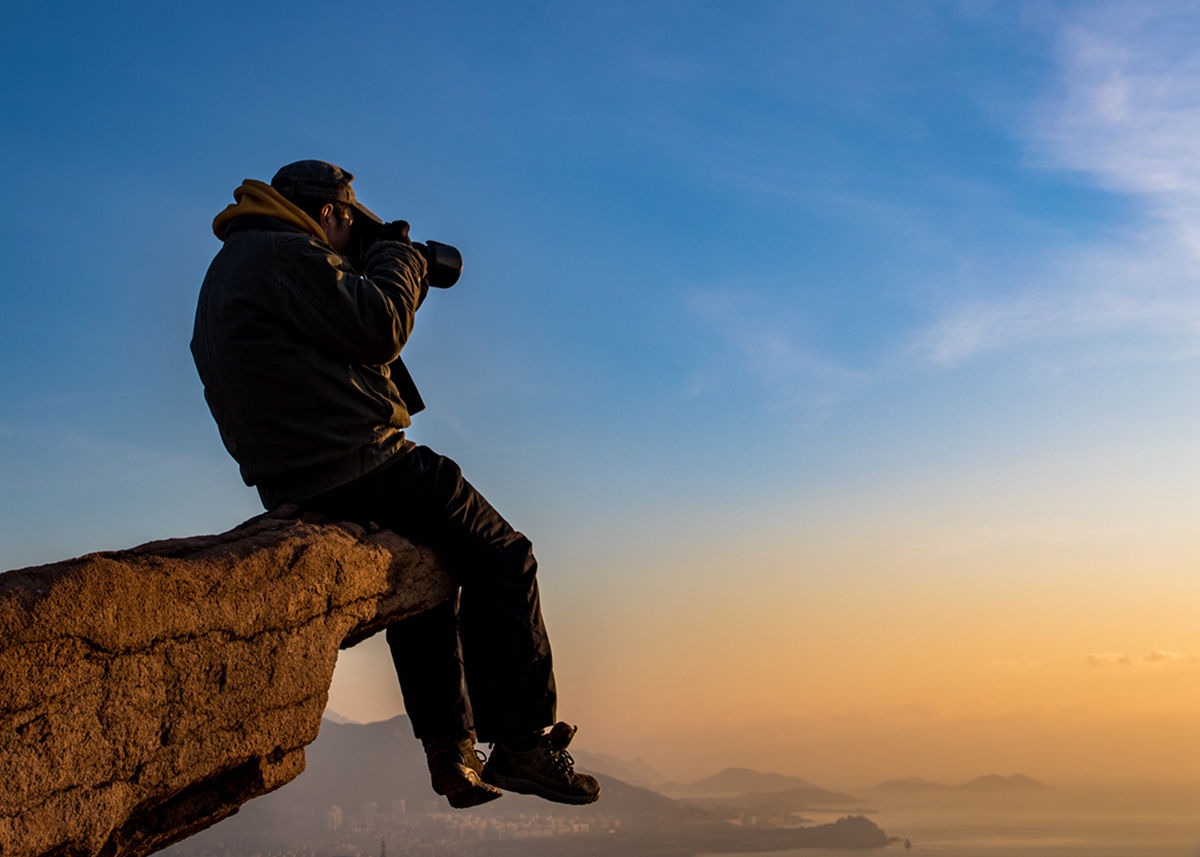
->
<box><xmin>482</xmin><ymin>769</ymin><xmax>600</xmax><ymax>805</ymax></box>
<box><xmin>435</xmin><ymin>781</ymin><xmax>504</xmax><ymax>809</ymax></box>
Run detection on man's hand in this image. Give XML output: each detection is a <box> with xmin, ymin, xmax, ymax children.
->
<box><xmin>378</xmin><ymin>220</ymin><xmax>411</xmax><ymax>243</ymax></box>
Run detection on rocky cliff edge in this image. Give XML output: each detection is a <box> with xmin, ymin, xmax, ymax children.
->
<box><xmin>0</xmin><ymin>509</ymin><xmax>454</xmax><ymax>857</ymax></box>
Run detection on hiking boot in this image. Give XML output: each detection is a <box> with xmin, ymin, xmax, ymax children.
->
<box><xmin>425</xmin><ymin>737</ymin><xmax>504</xmax><ymax>809</ymax></box>
<box><xmin>482</xmin><ymin>722</ymin><xmax>601</xmax><ymax>805</ymax></box>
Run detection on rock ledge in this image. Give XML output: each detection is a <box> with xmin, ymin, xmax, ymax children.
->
<box><xmin>0</xmin><ymin>510</ymin><xmax>453</xmax><ymax>857</ymax></box>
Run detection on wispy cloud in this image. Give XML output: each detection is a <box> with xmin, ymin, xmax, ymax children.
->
<box><xmin>1030</xmin><ymin>3</ymin><xmax>1200</xmax><ymax>252</ymax></box>
<box><xmin>910</xmin><ymin>236</ymin><xmax>1200</xmax><ymax>366</ymax></box>
<box><xmin>1141</xmin><ymin>650</ymin><xmax>1185</xmax><ymax>665</ymax></box>
<box><xmin>991</xmin><ymin>658</ymin><xmax>1046</xmax><ymax>669</ymax></box>
<box><xmin>1088</xmin><ymin>652</ymin><xmax>1134</xmax><ymax>668</ymax></box>
<box><xmin>914</xmin><ymin>2</ymin><xmax>1200</xmax><ymax>366</ymax></box>
<box><xmin>685</xmin><ymin>287</ymin><xmax>867</xmax><ymax>423</ymax></box>
<box><xmin>1088</xmin><ymin>650</ymin><xmax>1194</xmax><ymax>668</ymax></box>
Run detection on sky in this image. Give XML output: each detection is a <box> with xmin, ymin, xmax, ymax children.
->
<box><xmin>2</xmin><ymin>0</ymin><xmax>1198</xmax><ymax>789</ymax></box>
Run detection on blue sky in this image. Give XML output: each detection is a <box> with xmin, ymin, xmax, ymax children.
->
<box><xmin>3</xmin><ymin>1</ymin><xmax>1199</xmax><ymax>782</ymax></box>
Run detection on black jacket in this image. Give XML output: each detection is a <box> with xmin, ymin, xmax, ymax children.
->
<box><xmin>191</xmin><ymin>210</ymin><xmax>429</xmax><ymax>508</ymax></box>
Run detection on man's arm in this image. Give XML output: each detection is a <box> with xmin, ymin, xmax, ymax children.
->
<box><xmin>273</xmin><ymin>234</ymin><xmax>429</xmax><ymax>366</ymax></box>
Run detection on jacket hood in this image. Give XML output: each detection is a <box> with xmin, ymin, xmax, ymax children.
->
<box><xmin>212</xmin><ymin>179</ymin><xmax>328</xmax><ymax>242</ymax></box>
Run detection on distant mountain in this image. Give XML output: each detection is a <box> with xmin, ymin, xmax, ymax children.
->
<box><xmin>660</xmin><ymin>767</ymin><xmax>818</xmax><ymax>798</ymax></box>
<box><xmin>678</xmin><ymin>783</ymin><xmax>866</xmax><ymax>823</ymax></box>
<box><xmin>724</xmin><ymin>784</ymin><xmax>863</xmax><ymax>808</ymax></box>
<box><xmin>583</xmin><ymin>775</ymin><xmax>714</xmax><ymax>827</ymax></box>
<box><xmin>571</xmin><ymin>749</ymin><xmax>664</xmax><ymax>787</ymax></box>
<box><xmin>873</xmin><ymin>773</ymin><xmax>1048</xmax><ymax>792</ymax></box>
<box><xmin>874</xmin><ymin>777</ymin><xmax>950</xmax><ymax>792</ymax></box>
<box><xmin>320</xmin><ymin>709</ymin><xmax>359</xmax><ymax>725</ymax></box>
<box><xmin>960</xmin><ymin>773</ymin><xmax>1048</xmax><ymax>791</ymax></box>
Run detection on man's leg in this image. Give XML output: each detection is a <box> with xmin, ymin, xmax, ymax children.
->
<box><xmin>307</xmin><ymin>469</ymin><xmax>478</xmax><ymax>745</ymax></box>
<box><xmin>371</xmin><ymin>445</ymin><xmax>598</xmax><ymax>804</ymax></box>
<box><xmin>383</xmin><ymin>597</ymin><xmax>473</xmax><ymax>743</ymax></box>
<box><xmin>304</xmin><ymin>456</ymin><xmax>503</xmax><ymax>808</ymax></box>
<box><xmin>309</xmin><ymin>442</ymin><xmax>596</xmax><ymax>804</ymax></box>
<box><xmin>385</xmin><ymin>599</ymin><xmax>503</xmax><ymax>808</ymax></box>
<box><xmin>355</xmin><ymin>443</ymin><xmax>556</xmax><ymax>742</ymax></box>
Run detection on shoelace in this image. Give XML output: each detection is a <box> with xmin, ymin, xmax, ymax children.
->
<box><xmin>547</xmin><ymin>747</ymin><xmax>577</xmax><ymax>776</ymax></box>
<box><xmin>487</xmin><ymin>737</ymin><xmax>578</xmax><ymax>777</ymax></box>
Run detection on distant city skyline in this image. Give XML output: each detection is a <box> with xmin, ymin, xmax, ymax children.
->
<box><xmin>3</xmin><ymin>0</ymin><xmax>1198</xmax><ymax>789</ymax></box>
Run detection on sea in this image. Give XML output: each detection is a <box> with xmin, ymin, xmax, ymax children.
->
<box><xmin>700</xmin><ymin>782</ymin><xmax>1200</xmax><ymax>857</ymax></box>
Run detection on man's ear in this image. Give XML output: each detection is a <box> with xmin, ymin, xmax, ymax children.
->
<box><xmin>318</xmin><ymin>202</ymin><xmax>334</xmax><ymax>223</ymax></box>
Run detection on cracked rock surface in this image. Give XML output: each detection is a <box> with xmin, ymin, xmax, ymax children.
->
<box><xmin>0</xmin><ymin>509</ymin><xmax>454</xmax><ymax>857</ymax></box>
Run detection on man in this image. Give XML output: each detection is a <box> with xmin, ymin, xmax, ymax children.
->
<box><xmin>191</xmin><ymin>160</ymin><xmax>599</xmax><ymax>809</ymax></box>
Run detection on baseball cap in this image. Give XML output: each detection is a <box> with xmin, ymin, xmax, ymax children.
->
<box><xmin>270</xmin><ymin>160</ymin><xmax>382</xmax><ymax>225</ymax></box>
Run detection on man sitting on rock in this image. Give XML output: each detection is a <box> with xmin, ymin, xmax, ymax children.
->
<box><xmin>190</xmin><ymin>159</ymin><xmax>599</xmax><ymax>809</ymax></box>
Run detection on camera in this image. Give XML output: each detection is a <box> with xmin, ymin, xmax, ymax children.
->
<box><xmin>415</xmin><ymin>240</ymin><xmax>462</xmax><ymax>289</ymax></box>
<box><xmin>351</xmin><ymin>219</ymin><xmax>462</xmax><ymax>289</ymax></box>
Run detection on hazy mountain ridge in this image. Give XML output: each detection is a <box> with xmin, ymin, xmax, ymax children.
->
<box><xmin>658</xmin><ymin>766</ymin><xmax>819</xmax><ymax>798</ymax></box>
<box><xmin>874</xmin><ymin>773</ymin><xmax>1049</xmax><ymax>792</ymax></box>
<box><xmin>162</xmin><ymin>716</ymin><xmax>892</xmax><ymax>855</ymax></box>
<box><xmin>572</xmin><ymin>749</ymin><xmax>664</xmax><ymax>787</ymax></box>
<box><xmin>694</xmin><ymin>783</ymin><xmax>865</xmax><ymax>811</ymax></box>
<box><xmin>322</xmin><ymin>709</ymin><xmax>359</xmax><ymax>725</ymax></box>
<box><xmin>962</xmin><ymin>773</ymin><xmax>1049</xmax><ymax>790</ymax></box>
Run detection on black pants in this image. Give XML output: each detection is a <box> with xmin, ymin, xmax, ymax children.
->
<box><xmin>305</xmin><ymin>441</ymin><xmax>556</xmax><ymax>744</ymax></box>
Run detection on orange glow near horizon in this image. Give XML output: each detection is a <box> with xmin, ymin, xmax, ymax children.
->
<box><xmin>328</xmin><ymin>497</ymin><xmax>1200</xmax><ymax>789</ymax></box>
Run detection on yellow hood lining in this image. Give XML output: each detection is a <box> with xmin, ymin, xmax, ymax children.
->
<box><xmin>212</xmin><ymin>179</ymin><xmax>328</xmax><ymax>243</ymax></box>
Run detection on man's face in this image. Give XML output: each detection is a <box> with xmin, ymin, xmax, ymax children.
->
<box><xmin>321</xmin><ymin>203</ymin><xmax>354</xmax><ymax>253</ymax></box>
